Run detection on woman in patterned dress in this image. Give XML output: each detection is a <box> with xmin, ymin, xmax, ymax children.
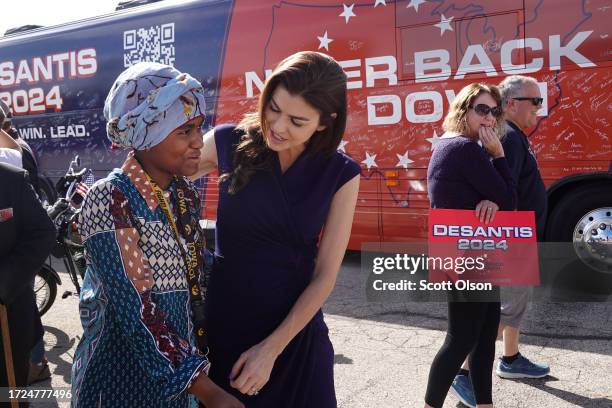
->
<box><xmin>71</xmin><ymin>62</ymin><xmax>243</xmax><ymax>408</ymax></box>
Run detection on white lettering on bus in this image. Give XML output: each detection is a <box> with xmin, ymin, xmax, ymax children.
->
<box><xmin>549</xmin><ymin>31</ymin><xmax>595</xmax><ymax>70</ymax></box>
<box><xmin>242</xmin><ymin>30</ymin><xmax>593</xmax><ymax>126</ymax></box>
<box><xmin>0</xmin><ymin>48</ymin><xmax>98</xmax><ymax>88</ymax></box>
<box><xmin>366</xmin><ymin>81</ymin><xmax>547</xmax><ymax>125</ymax></box>
<box><xmin>245</xmin><ymin>55</ymin><xmax>398</xmax><ymax>97</ymax></box>
<box><xmin>367</xmin><ymin>95</ymin><xmax>401</xmax><ymax>125</ymax></box>
<box><xmin>454</xmin><ymin>44</ymin><xmax>498</xmax><ymax>80</ymax></box>
<box><xmin>77</xmin><ymin>49</ymin><xmax>98</xmax><ymax>76</ymax></box>
<box><xmin>339</xmin><ymin>59</ymin><xmax>362</xmax><ymax>90</ymax></box>
<box><xmin>414</xmin><ymin>49</ymin><xmax>451</xmax><ymax>82</ymax></box>
<box><xmin>500</xmin><ymin>38</ymin><xmax>544</xmax><ymax>74</ymax></box>
<box><xmin>244</xmin><ymin>69</ymin><xmax>272</xmax><ymax>98</ymax></box>
<box><xmin>415</xmin><ymin>31</ymin><xmax>594</xmax><ymax>82</ymax></box>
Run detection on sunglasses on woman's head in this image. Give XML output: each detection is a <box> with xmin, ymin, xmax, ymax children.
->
<box><xmin>512</xmin><ymin>97</ymin><xmax>544</xmax><ymax>106</ymax></box>
<box><xmin>469</xmin><ymin>104</ymin><xmax>503</xmax><ymax>118</ymax></box>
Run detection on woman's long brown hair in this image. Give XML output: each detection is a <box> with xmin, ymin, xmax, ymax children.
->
<box><xmin>219</xmin><ymin>51</ymin><xmax>348</xmax><ymax>194</ymax></box>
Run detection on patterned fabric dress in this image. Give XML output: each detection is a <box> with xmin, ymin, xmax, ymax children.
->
<box><xmin>71</xmin><ymin>152</ymin><xmax>209</xmax><ymax>408</ymax></box>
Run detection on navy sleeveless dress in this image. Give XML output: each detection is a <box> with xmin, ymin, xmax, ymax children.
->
<box><xmin>206</xmin><ymin>124</ymin><xmax>361</xmax><ymax>407</ymax></box>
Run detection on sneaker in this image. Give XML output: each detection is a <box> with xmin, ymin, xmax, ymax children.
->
<box><xmin>496</xmin><ymin>354</ymin><xmax>550</xmax><ymax>379</ymax></box>
<box><xmin>450</xmin><ymin>373</ymin><xmax>476</xmax><ymax>408</ymax></box>
<box><xmin>27</xmin><ymin>362</ymin><xmax>51</xmax><ymax>385</ymax></box>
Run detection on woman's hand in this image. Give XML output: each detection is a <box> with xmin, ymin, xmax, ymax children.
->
<box><xmin>229</xmin><ymin>341</ymin><xmax>280</xmax><ymax>396</ymax></box>
<box><xmin>475</xmin><ymin>199</ymin><xmax>499</xmax><ymax>224</ymax></box>
<box><xmin>189</xmin><ymin>373</ymin><xmax>244</xmax><ymax>408</ymax></box>
<box><xmin>478</xmin><ymin>126</ymin><xmax>504</xmax><ymax>159</ymax></box>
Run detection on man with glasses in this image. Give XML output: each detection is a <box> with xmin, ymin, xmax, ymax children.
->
<box><xmin>451</xmin><ymin>75</ymin><xmax>549</xmax><ymax>408</ymax></box>
<box><xmin>495</xmin><ymin>75</ymin><xmax>549</xmax><ymax>377</ymax></box>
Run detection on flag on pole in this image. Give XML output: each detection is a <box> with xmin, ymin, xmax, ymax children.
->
<box><xmin>75</xmin><ymin>170</ymin><xmax>95</xmax><ymax>197</ymax></box>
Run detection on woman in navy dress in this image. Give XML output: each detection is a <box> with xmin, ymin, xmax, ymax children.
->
<box><xmin>194</xmin><ymin>51</ymin><xmax>361</xmax><ymax>407</ymax></box>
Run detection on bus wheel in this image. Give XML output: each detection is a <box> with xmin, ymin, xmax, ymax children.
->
<box><xmin>546</xmin><ymin>182</ymin><xmax>612</xmax><ymax>273</ymax></box>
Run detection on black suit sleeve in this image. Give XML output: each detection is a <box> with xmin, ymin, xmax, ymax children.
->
<box><xmin>502</xmin><ymin>131</ymin><xmax>526</xmax><ymax>186</ymax></box>
<box><xmin>0</xmin><ymin>172</ymin><xmax>55</xmax><ymax>305</ymax></box>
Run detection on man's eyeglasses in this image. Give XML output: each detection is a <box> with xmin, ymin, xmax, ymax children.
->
<box><xmin>512</xmin><ymin>97</ymin><xmax>544</xmax><ymax>106</ymax></box>
<box><xmin>469</xmin><ymin>104</ymin><xmax>503</xmax><ymax>118</ymax></box>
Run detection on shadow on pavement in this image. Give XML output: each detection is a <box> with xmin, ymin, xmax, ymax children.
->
<box><xmin>334</xmin><ymin>354</ymin><xmax>354</xmax><ymax>365</ymax></box>
<box><xmin>517</xmin><ymin>376</ymin><xmax>612</xmax><ymax>408</ymax></box>
<box><xmin>326</xmin><ymin>251</ymin><xmax>612</xmax><ymax>357</ymax></box>
<box><xmin>26</xmin><ymin>326</ymin><xmax>74</xmax><ymax>407</ymax></box>
<box><xmin>44</xmin><ymin>325</ymin><xmax>75</xmax><ymax>383</ymax></box>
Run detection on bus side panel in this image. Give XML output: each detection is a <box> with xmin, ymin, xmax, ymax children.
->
<box><xmin>212</xmin><ymin>0</ymin><xmax>400</xmax><ymax>247</ymax></box>
<box><xmin>2</xmin><ymin>1</ymin><xmax>234</xmax><ymax>180</ymax></box>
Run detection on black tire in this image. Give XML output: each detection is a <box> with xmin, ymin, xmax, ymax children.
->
<box><xmin>38</xmin><ymin>175</ymin><xmax>58</xmax><ymax>208</ymax></box>
<box><xmin>35</xmin><ymin>264</ymin><xmax>57</xmax><ymax>316</ymax></box>
<box><xmin>546</xmin><ymin>182</ymin><xmax>612</xmax><ymax>241</ymax></box>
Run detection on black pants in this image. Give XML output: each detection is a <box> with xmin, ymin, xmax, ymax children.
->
<box><xmin>425</xmin><ymin>298</ymin><xmax>501</xmax><ymax>407</ymax></box>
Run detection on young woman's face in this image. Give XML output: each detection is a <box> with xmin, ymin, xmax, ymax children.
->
<box><xmin>466</xmin><ymin>92</ymin><xmax>499</xmax><ymax>137</ymax></box>
<box><xmin>263</xmin><ymin>85</ymin><xmax>326</xmax><ymax>154</ymax></box>
<box><xmin>146</xmin><ymin>115</ymin><xmax>204</xmax><ymax>178</ymax></box>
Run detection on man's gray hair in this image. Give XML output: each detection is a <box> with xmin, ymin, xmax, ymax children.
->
<box><xmin>498</xmin><ymin>75</ymin><xmax>539</xmax><ymax>108</ymax></box>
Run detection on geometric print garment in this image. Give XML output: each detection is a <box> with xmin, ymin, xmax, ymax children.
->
<box><xmin>71</xmin><ymin>152</ymin><xmax>210</xmax><ymax>408</ymax></box>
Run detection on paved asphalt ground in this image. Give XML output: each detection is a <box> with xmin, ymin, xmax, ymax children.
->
<box><xmin>26</xmin><ymin>252</ymin><xmax>612</xmax><ymax>407</ymax></box>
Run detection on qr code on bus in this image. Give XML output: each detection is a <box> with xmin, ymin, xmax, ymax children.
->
<box><xmin>123</xmin><ymin>23</ymin><xmax>176</xmax><ymax>67</ymax></box>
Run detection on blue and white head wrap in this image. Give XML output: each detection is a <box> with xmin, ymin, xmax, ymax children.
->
<box><xmin>104</xmin><ymin>62</ymin><xmax>206</xmax><ymax>150</ymax></box>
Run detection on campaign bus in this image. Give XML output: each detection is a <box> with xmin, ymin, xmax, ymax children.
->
<box><xmin>0</xmin><ymin>0</ymin><xmax>610</xmax><ymax>269</ymax></box>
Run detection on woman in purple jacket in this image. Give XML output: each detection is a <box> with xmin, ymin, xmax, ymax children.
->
<box><xmin>424</xmin><ymin>83</ymin><xmax>517</xmax><ymax>408</ymax></box>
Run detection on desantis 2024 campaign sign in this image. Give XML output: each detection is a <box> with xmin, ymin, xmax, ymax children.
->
<box><xmin>428</xmin><ymin>209</ymin><xmax>540</xmax><ymax>286</ymax></box>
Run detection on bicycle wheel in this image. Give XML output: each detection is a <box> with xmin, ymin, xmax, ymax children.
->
<box><xmin>35</xmin><ymin>264</ymin><xmax>57</xmax><ymax>316</ymax></box>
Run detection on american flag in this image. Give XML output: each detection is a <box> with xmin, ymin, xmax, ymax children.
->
<box><xmin>74</xmin><ymin>170</ymin><xmax>95</xmax><ymax>199</ymax></box>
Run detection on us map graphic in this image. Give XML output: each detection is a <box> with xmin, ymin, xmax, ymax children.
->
<box><xmin>216</xmin><ymin>0</ymin><xmax>610</xmax><ymax>219</ymax></box>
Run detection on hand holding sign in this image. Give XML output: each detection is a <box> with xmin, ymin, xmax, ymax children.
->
<box><xmin>475</xmin><ymin>200</ymin><xmax>499</xmax><ymax>224</ymax></box>
<box><xmin>428</xmin><ymin>209</ymin><xmax>540</xmax><ymax>286</ymax></box>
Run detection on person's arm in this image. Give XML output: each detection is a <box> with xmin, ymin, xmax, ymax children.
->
<box><xmin>188</xmin><ymin>373</ymin><xmax>244</xmax><ymax>407</ymax></box>
<box><xmin>474</xmin><ymin>130</ymin><xmax>524</xmax><ymax>222</ymax></box>
<box><xmin>460</xmin><ymin>140</ymin><xmax>517</xmax><ymax>211</ymax></box>
<box><xmin>192</xmin><ymin>128</ymin><xmax>218</xmax><ymax>180</ymax></box>
<box><xmin>228</xmin><ymin>175</ymin><xmax>360</xmax><ymax>395</ymax></box>
<box><xmin>0</xmin><ymin>129</ymin><xmax>22</xmax><ymax>153</ymax></box>
<box><xmin>0</xmin><ymin>172</ymin><xmax>55</xmax><ymax>304</ymax></box>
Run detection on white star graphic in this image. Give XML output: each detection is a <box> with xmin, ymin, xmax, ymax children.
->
<box><xmin>434</xmin><ymin>13</ymin><xmax>454</xmax><ymax>36</ymax></box>
<box><xmin>339</xmin><ymin>3</ymin><xmax>356</xmax><ymax>24</ymax></box>
<box><xmin>374</xmin><ymin>0</ymin><xmax>387</xmax><ymax>7</ymax></box>
<box><xmin>362</xmin><ymin>152</ymin><xmax>378</xmax><ymax>169</ymax></box>
<box><xmin>407</xmin><ymin>0</ymin><xmax>428</xmax><ymax>12</ymax></box>
<box><xmin>396</xmin><ymin>151</ymin><xmax>415</xmax><ymax>168</ymax></box>
<box><xmin>425</xmin><ymin>130</ymin><xmax>441</xmax><ymax>150</ymax></box>
<box><xmin>317</xmin><ymin>31</ymin><xmax>334</xmax><ymax>51</ymax></box>
<box><xmin>338</xmin><ymin>139</ymin><xmax>348</xmax><ymax>153</ymax></box>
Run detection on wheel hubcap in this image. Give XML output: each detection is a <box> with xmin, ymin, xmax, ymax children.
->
<box><xmin>573</xmin><ymin>207</ymin><xmax>612</xmax><ymax>273</ymax></box>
